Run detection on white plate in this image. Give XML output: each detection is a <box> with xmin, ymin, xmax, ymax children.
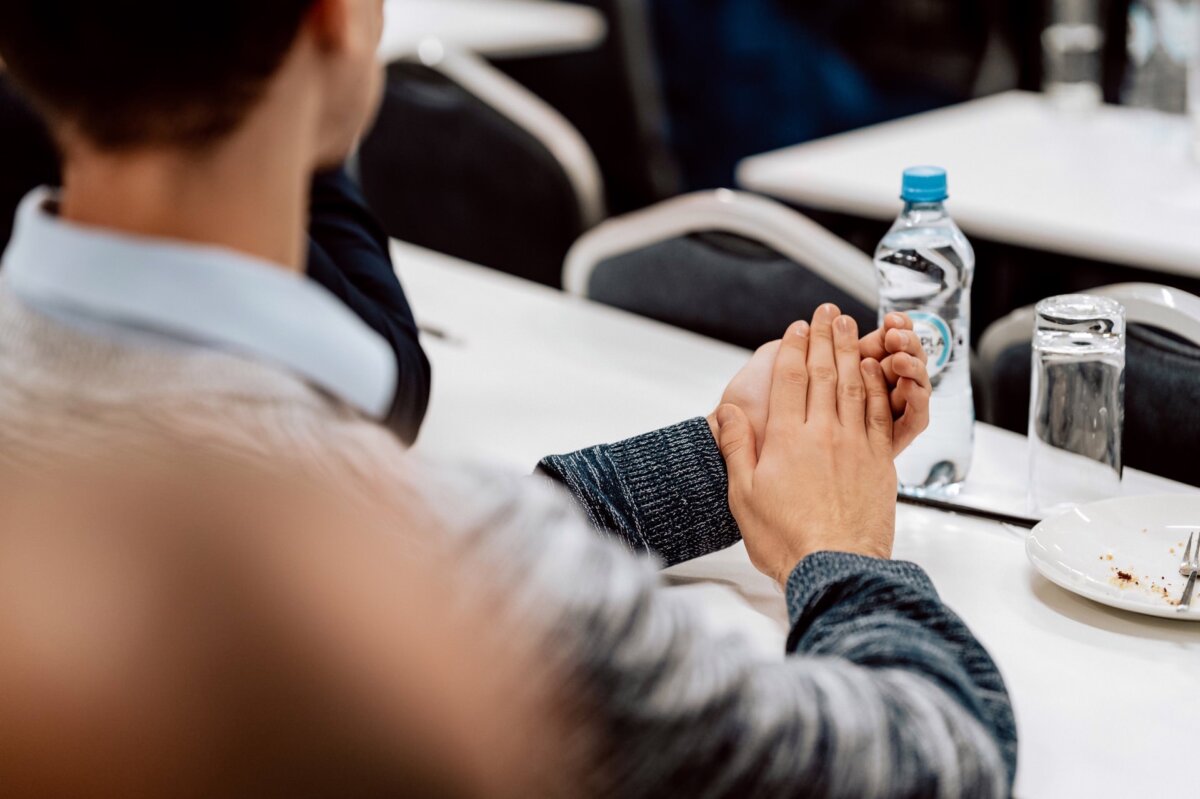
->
<box><xmin>1026</xmin><ymin>495</ymin><xmax>1200</xmax><ymax>621</ymax></box>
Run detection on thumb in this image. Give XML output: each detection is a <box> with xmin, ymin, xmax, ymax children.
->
<box><xmin>716</xmin><ymin>404</ymin><xmax>756</xmax><ymax>501</ymax></box>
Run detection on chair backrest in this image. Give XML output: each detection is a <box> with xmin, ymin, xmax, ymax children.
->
<box><xmin>977</xmin><ymin>283</ymin><xmax>1200</xmax><ymax>486</ymax></box>
<box><xmin>359</xmin><ymin>47</ymin><xmax>604</xmax><ymax>287</ymax></box>
<box><xmin>494</xmin><ymin>0</ymin><xmax>680</xmax><ymax>214</ymax></box>
<box><xmin>0</xmin><ymin>74</ymin><xmax>60</xmax><ymax>255</ymax></box>
<box><xmin>977</xmin><ymin>282</ymin><xmax>1200</xmax><ymax>399</ymax></box>
<box><xmin>563</xmin><ymin>190</ymin><xmax>878</xmax><ymax>349</ymax></box>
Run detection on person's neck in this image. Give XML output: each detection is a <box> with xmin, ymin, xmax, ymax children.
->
<box><xmin>58</xmin><ymin>108</ymin><xmax>316</xmax><ymax>272</ymax></box>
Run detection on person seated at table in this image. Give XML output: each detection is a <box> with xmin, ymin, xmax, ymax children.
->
<box><xmin>0</xmin><ymin>442</ymin><xmax>584</xmax><ymax>798</ymax></box>
<box><xmin>0</xmin><ymin>66</ymin><xmax>430</xmax><ymax>443</ymax></box>
<box><xmin>0</xmin><ymin>0</ymin><xmax>1015</xmax><ymax>795</ymax></box>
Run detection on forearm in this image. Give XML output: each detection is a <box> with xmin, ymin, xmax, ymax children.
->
<box><xmin>537</xmin><ymin>417</ymin><xmax>740</xmax><ymax>566</ymax></box>
<box><xmin>579</xmin><ymin>555</ymin><xmax>1014</xmax><ymax>798</ymax></box>
<box><xmin>785</xmin><ymin>553</ymin><xmax>1018</xmax><ymax>792</ymax></box>
<box><xmin>440</xmin><ymin>469</ymin><xmax>1016</xmax><ymax>798</ymax></box>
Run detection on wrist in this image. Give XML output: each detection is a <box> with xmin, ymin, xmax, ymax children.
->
<box><xmin>776</xmin><ymin>542</ymin><xmax>891</xmax><ymax>584</ymax></box>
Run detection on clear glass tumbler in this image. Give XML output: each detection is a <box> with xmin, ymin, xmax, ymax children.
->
<box><xmin>1028</xmin><ymin>295</ymin><xmax>1126</xmax><ymax>516</ymax></box>
<box><xmin>1043</xmin><ymin>0</ymin><xmax>1105</xmax><ymax>110</ymax></box>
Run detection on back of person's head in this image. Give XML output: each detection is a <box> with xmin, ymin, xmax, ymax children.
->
<box><xmin>0</xmin><ymin>444</ymin><xmax>587</xmax><ymax>798</ymax></box>
<box><xmin>0</xmin><ymin>0</ymin><xmax>381</xmax><ymax>154</ymax></box>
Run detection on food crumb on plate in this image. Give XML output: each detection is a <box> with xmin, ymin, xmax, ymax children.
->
<box><xmin>1114</xmin><ymin>569</ymin><xmax>1136</xmax><ymax>584</ymax></box>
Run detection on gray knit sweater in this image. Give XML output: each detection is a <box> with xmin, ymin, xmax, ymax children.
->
<box><xmin>0</xmin><ymin>287</ymin><xmax>1016</xmax><ymax>797</ymax></box>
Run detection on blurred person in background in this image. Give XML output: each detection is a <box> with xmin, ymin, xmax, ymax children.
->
<box><xmin>0</xmin><ymin>0</ymin><xmax>1014</xmax><ymax>795</ymax></box>
<box><xmin>652</xmin><ymin>0</ymin><xmax>1029</xmax><ymax>189</ymax></box>
<box><xmin>0</xmin><ymin>443</ymin><xmax>583</xmax><ymax>798</ymax></box>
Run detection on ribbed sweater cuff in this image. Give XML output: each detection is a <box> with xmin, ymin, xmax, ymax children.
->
<box><xmin>784</xmin><ymin>552</ymin><xmax>935</xmax><ymax>642</ymax></box>
<box><xmin>538</xmin><ymin>417</ymin><xmax>741</xmax><ymax>567</ymax></box>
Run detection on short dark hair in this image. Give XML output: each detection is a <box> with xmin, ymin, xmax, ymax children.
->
<box><xmin>0</xmin><ymin>1</ymin><xmax>316</xmax><ymax>149</ymax></box>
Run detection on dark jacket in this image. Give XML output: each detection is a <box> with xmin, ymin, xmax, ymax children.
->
<box><xmin>306</xmin><ymin>168</ymin><xmax>430</xmax><ymax>443</ymax></box>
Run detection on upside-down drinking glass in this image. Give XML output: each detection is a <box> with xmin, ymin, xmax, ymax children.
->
<box><xmin>1028</xmin><ymin>295</ymin><xmax>1126</xmax><ymax>516</ymax></box>
<box><xmin>1043</xmin><ymin>0</ymin><xmax>1105</xmax><ymax>110</ymax></box>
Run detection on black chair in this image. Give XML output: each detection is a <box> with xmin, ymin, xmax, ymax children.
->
<box><xmin>564</xmin><ymin>191</ymin><xmax>878</xmax><ymax>350</ymax></box>
<box><xmin>978</xmin><ymin>284</ymin><xmax>1200</xmax><ymax>486</ymax></box>
<box><xmin>0</xmin><ymin>74</ymin><xmax>60</xmax><ymax>254</ymax></box>
<box><xmin>493</xmin><ymin>0</ymin><xmax>680</xmax><ymax>215</ymax></box>
<box><xmin>359</xmin><ymin>53</ymin><xmax>604</xmax><ymax>288</ymax></box>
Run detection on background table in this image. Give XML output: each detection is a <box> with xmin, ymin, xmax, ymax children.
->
<box><xmin>738</xmin><ymin>91</ymin><xmax>1200</xmax><ymax>281</ymax></box>
<box><xmin>392</xmin><ymin>239</ymin><xmax>1200</xmax><ymax>797</ymax></box>
<box><xmin>380</xmin><ymin>0</ymin><xmax>607</xmax><ymax>62</ymax></box>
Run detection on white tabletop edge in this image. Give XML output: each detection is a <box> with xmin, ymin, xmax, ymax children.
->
<box><xmin>737</xmin><ymin>90</ymin><xmax>1200</xmax><ymax>277</ymax></box>
<box><xmin>380</xmin><ymin>0</ymin><xmax>608</xmax><ymax>62</ymax></box>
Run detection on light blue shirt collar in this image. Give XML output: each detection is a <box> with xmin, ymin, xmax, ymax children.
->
<box><xmin>2</xmin><ymin>188</ymin><xmax>397</xmax><ymax>419</ymax></box>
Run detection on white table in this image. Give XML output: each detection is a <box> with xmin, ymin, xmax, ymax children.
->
<box><xmin>738</xmin><ymin>91</ymin><xmax>1200</xmax><ymax>280</ymax></box>
<box><xmin>380</xmin><ymin>0</ymin><xmax>607</xmax><ymax>62</ymax></box>
<box><xmin>392</xmin><ymin>239</ymin><xmax>1200</xmax><ymax>797</ymax></box>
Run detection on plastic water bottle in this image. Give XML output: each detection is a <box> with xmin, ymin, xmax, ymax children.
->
<box><xmin>874</xmin><ymin>166</ymin><xmax>975</xmax><ymax>494</ymax></box>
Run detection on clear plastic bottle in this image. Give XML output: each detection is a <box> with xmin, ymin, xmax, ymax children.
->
<box><xmin>873</xmin><ymin>166</ymin><xmax>975</xmax><ymax>494</ymax></box>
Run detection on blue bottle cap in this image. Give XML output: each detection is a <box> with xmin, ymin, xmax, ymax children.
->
<box><xmin>901</xmin><ymin>166</ymin><xmax>948</xmax><ymax>203</ymax></box>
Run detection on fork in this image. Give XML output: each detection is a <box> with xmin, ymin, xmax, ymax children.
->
<box><xmin>1178</xmin><ymin>533</ymin><xmax>1198</xmax><ymax>613</ymax></box>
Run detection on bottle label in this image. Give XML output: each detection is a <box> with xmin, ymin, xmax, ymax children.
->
<box><xmin>907</xmin><ymin>311</ymin><xmax>953</xmax><ymax>378</ymax></box>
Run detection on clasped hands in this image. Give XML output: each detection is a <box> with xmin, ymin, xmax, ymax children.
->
<box><xmin>708</xmin><ymin>305</ymin><xmax>932</xmax><ymax>586</ymax></box>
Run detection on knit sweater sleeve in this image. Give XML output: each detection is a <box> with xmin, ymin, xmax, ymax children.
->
<box><xmin>537</xmin><ymin>417</ymin><xmax>740</xmax><ymax>566</ymax></box>
<box><xmin>423</xmin><ymin>467</ymin><xmax>1017</xmax><ymax>798</ymax></box>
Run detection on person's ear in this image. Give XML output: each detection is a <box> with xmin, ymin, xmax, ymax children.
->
<box><xmin>306</xmin><ymin>0</ymin><xmax>353</xmax><ymax>53</ymax></box>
